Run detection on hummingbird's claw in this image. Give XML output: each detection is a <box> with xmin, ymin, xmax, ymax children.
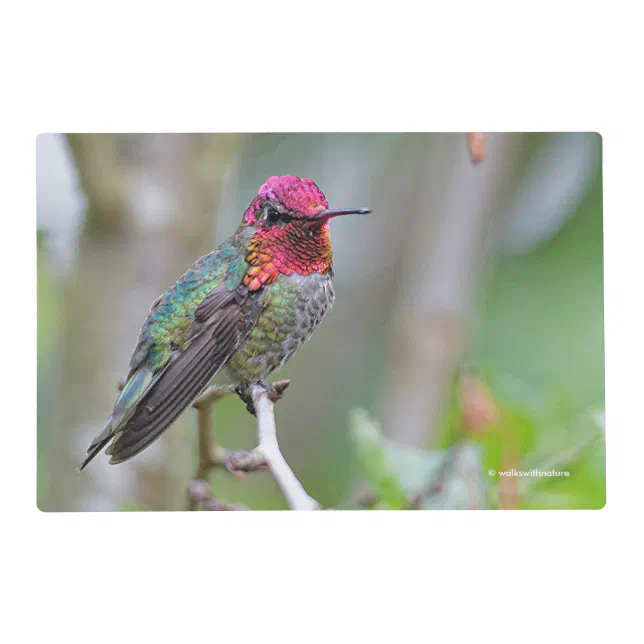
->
<box><xmin>235</xmin><ymin>384</ymin><xmax>256</xmax><ymax>416</ymax></box>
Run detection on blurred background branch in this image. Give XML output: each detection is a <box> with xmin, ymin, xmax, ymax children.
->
<box><xmin>383</xmin><ymin>133</ymin><xmax>519</xmax><ymax>448</ymax></box>
<box><xmin>66</xmin><ymin>134</ymin><xmax>128</xmax><ymax>236</ymax></box>
<box><xmin>187</xmin><ymin>384</ymin><xmax>236</xmax><ymax>510</ymax></box>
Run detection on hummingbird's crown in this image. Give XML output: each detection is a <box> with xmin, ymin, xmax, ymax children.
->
<box><xmin>258</xmin><ymin>175</ymin><xmax>329</xmax><ymax>217</ymax></box>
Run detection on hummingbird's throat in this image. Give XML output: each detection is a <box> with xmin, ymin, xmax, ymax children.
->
<box><xmin>243</xmin><ymin>221</ymin><xmax>333</xmax><ymax>291</ymax></box>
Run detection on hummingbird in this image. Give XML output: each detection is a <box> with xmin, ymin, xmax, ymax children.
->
<box><xmin>80</xmin><ymin>175</ymin><xmax>371</xmax><ymax>470</ymax></box>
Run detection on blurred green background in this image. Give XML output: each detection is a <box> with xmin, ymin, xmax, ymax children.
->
<box><xmin>37</xmin><ymin>133</ymin><xmax>604</xmax><ymax>511</ymax></box>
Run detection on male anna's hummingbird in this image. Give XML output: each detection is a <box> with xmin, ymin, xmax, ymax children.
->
<box><xmin>80</xmin><ymin>175</ymin><xmax>371</xmax><ymax>470</ymax></box>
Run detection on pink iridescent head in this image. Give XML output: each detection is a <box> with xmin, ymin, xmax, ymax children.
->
<box><xmin>243</xmin><ymin>175</ymin><xmax>371</xmax><ymax>227</ymax></box>
<box><xmin>240</xmin><ymin>175</ymin><xmax>372</xmax><ymax>291</ymax></box>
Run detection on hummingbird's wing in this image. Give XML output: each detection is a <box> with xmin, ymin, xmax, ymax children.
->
<box><xmin>105</xmin><ymin>286</ymin><xmax>262</xmax><ymax>464</ymax></box>
<box><xmin>80</xmin><ymin>249</ymin><xmax>264</xmax><ymax>469</ymax></box>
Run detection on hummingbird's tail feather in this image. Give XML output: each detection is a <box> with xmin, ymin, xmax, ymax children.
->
<box><xmin>78</xmin><ymin>437</ymin><xmax>111</xmax><ymax>472</ymax></box>
<box><xmin>78</xmin><ymin>366</ymin><xmax>158</xmax><ymax>472</ymax></box>
<box><xmin>78</xmin><ymin>417</ymin><xmax>115</xmax><ymax>471</ymax></box>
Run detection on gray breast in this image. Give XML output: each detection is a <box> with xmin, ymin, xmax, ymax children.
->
<box><xmin>278</xmin><ymin>272</ymin><xmax>335</xmax><ymax>368</ymax></box>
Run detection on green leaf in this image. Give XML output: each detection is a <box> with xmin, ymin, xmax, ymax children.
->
<box><xmin>349</xmin><ymin>409</ymin><xmax>409</xmax><ymax>509</ymax></box>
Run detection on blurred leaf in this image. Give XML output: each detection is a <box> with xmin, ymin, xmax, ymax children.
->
<box><xmin>520</xmin><ymin>408</ymin><xmax>605</xmax><ymax>508</ymax></box>
<box><xmin>383</xmin><ymin>440</ymin><xmax>445</xmax><ymax>492</ymax></box>
<box><xmin>349</xmin><ymin>409</ymin><xmax>408</xmax><ymax>509</ymax></box>
<box><xmin>522</xmin><ymin>408</ymin><xmax>603</xmax><ymax>472</ymax></box>
<box><xmin>350</xmin><ymin>408</ymin><xmax>487</xmax><ymax>510</ymax></box>
<box><xmin>472</xmin><ymin>374</ymin><xmax>538</xmax><ymax>475</ymax></box>
<box><xmin>385</xmin><ymin>440</ymin><xmax>487</xmax><ymax>510</ymax></box>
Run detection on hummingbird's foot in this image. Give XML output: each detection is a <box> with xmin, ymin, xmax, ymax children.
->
<box><xmin>235</xmin><ymin>384</ymin><xmax>257</xmax><ymax>416</ymax></box>
<box><xmin>235</xmin><ymin>379</ymin><xmax>291</xmax><ymax>415</ymax></box>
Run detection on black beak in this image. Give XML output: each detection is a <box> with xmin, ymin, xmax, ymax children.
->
<box><xmin>316</xmin><ymin>207</ymin><xmax>372</xmax><ymax>220</ymax></box>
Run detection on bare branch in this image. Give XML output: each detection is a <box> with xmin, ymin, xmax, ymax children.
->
<box><xmin>186</xmin><ymin>480</ymin><xmax>250</xmax><ymax>511</ymax></box>
<box><xmin>193</xmin><ymin>384</ymin><xmax>237</xmax><ymax>410</ymax></box>
<box><xmin>185</xmin><ymin>380</ymin><xmax>320</xmax><ymax>510</ymax></box>
<box><xmin>225</xmin><ymin>450</ymin><xmax>268</xmax><ymax>474</ymax></box>
<box><xmin>251</xmin><ymin>383</ymin><xmax>322</xmax><ymax>510</ymax></box>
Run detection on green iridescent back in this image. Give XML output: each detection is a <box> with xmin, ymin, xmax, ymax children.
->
<box><xmin>130</xmin><ymin>244</ymin><xmax>247</xmax><ymax>374</ymax></box>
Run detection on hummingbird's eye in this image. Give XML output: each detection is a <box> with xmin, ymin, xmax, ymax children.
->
<box><xmin>266</xmin><ymin>207</ymin><xmax>281</xmax><ymax>224</ymax></box>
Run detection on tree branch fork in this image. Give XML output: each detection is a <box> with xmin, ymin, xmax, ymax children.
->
<box><xmin>186</xmin><ymin>380</ymin><xmax>321</xmax><ymax>511</ymax></box>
